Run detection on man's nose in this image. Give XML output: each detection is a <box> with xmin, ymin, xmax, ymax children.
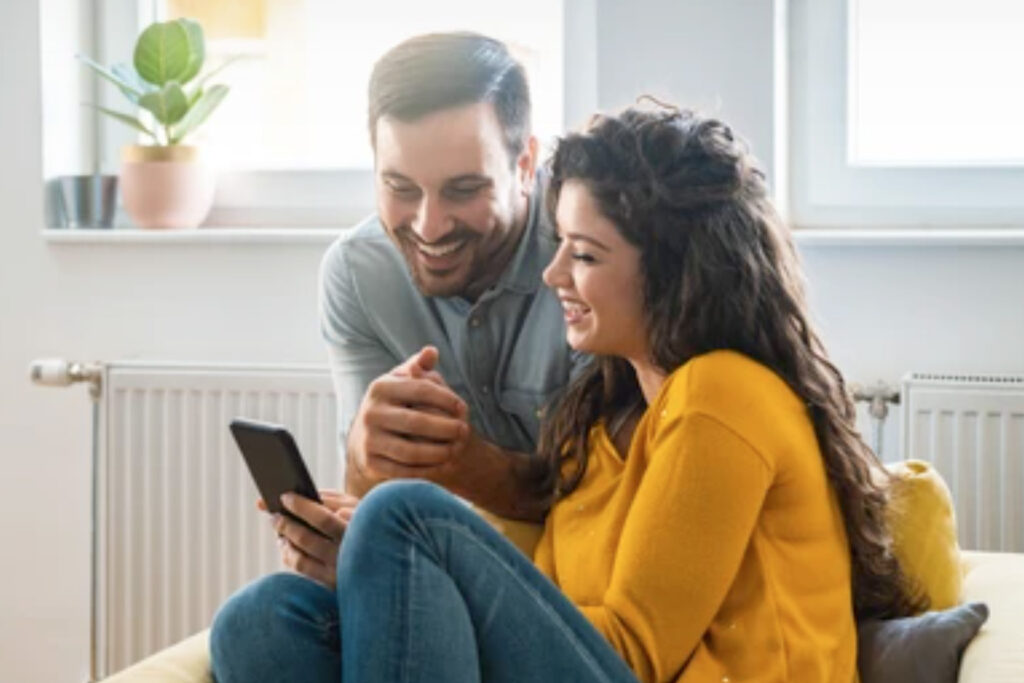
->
<box><xmin>410</xmin><ymin>196</ymin><xmax>452</xmax><ymax>243</ymax></box>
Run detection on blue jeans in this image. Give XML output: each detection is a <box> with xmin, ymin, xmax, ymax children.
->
<box><xmin>210</xmin><ymin>480</ymin><xmax>639</xmax><ymax>682</ymax></box>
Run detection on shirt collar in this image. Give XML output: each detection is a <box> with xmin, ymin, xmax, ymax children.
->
<box><xmin>491</xmin><ymin>170</ymin><xmax>552</xmax><ymax>296</ymax></box>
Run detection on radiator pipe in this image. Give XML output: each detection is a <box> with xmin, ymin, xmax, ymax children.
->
<box><xmin>29</xmin><ymin>359</ymin><xmax>104</xmax><ymax>681</ymax></box>
<box><xmin>849</xmin><ymin>381</ymin><xmax>900</xmax><ymax>458</ymax></box>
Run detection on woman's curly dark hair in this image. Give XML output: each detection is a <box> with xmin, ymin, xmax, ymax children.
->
<box><xmin>534</xmin><ymin>105</ymin><xmax>927</xmax><ymax>620</ymax></box>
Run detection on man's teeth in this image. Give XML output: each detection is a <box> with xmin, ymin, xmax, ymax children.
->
<box><xmin>418</xmin><ymin>241</ymin><xmax>463</xmax><ymax>257</ymax></box>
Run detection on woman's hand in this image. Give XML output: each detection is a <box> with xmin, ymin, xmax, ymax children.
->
<box><xmin>258</xmin><ymin>489</ymin><xmax>360</xmax><ymax>589</ymax></box>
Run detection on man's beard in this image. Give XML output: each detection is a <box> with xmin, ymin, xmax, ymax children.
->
<box><xmin>393</xmin><ymin>225</ymin><xmax>481</xmax><ymax>298</ymax></box>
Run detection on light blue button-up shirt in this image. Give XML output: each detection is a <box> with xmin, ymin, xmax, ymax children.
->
<box><xmin>319</xmin><ymin>179</ymin><xmax>585</xmax><ymax>455</ymax></box>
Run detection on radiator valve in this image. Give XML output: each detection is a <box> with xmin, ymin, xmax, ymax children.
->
<box><xmin>29</xmin><ymin>358</ymin><xmax>103</xmax><ymax>399</ymax></box>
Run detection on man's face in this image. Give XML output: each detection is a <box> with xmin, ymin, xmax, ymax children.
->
<box><xmin>374</xmin><ymin>102</ymin><xmax>537</xmax><ymax>300</ymax></box>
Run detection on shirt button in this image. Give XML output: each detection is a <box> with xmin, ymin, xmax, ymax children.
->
<box><xmin>481</xmin><ymin>385</ymin><xmax>490</xmax><ymax>395</ymax></box>
<box><xmin>470</xmin><ymin>316</ymin><xmax>482</xmax><ymax>328</ymax></box>
<box><xmin>722</xmin><ymin>677</ymin><xmax>730</xmax><ymax>683</ymax></box>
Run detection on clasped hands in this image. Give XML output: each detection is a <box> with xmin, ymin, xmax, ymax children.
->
<box><xmin>264</xmin><ymin>345</ymin><xmax>472</xmax><ymax>588</ymax></box>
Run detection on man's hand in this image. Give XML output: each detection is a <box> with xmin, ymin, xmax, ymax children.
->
<box><xmin>345</xmin><ymin>346</ymin><xmax>548</xmax><ymax>522</ymax></box>
<box><xmin>259</xmin><ymin>489</ymin><xmax>359</xmax><ymax>589</ymax></box>
<box><xmin>346</xmin><ymin>346</ymin><xmax>471</xmax><ymax>490</ymax></box>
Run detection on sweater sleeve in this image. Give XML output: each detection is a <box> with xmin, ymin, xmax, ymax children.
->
<box><xmin>578</xmin><ymin>408</ymin><xmax>774</xmax><ymax>682</ymax></box>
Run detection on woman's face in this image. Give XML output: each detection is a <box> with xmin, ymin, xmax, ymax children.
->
<box><xmin>543</xmin><ymin>180</ymin><xmax>649</xmax><ymax>361</ymax></box>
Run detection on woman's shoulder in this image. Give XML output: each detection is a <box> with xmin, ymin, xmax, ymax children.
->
<box><xmin>655</xmin><ymin>350</ymin><xmax>807</xmax><ymax>426</ymax></box>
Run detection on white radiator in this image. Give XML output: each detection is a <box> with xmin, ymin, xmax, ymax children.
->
<box><xmin>93</xmin><ymin>362</ymin><xmax>338</xmax><ymax>677</ymax></box>
<box><xmin>901</xmin><ymin>372</ymin><xmax>1024</xmax><ymax>552</ymax></box>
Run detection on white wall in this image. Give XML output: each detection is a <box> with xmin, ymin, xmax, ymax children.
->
<box><xmin>2</xmin><ymin>1</ymin><xmax>1023</xmax><ymax>680</ymax></box>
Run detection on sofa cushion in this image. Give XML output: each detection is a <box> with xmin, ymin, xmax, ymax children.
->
<box><xmin>885</xmin><ymin>460</ymin><xmax>962</xmax><ymax>609</ymax></box>
<box><xmin>101</xmin><ymin>629</ymin><xmax>211</xmax><ymax>682</ymax></box>
<box><xmin>958</xmin><ymin>551</ymin><xmax>1024</xmax><ymax>683</ymax></box>
<box><xmin>857</xmin><ymin>602</ymin><xmax>988</xmax><ymax>683</ymax></box>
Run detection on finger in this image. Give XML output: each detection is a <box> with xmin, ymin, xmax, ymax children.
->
<box><xmin>256</xmin><ymin>498</ymin><xmax>267</xmax><ymax>512</ymax></box>
<box><xmin>279</xmin><ymin>537</ymin><xmax>334</xmax><ymax>588</ymax></box>
<box><xmin>280</xmin><ymin>493</ymin><xmax>346</xmax><ymax>541</ymax></box>
<box><xmin>393</xmin><ymin>345</ymin><xmax>439</xmax><ymax>378</ymax></box>
<box><xmin>320</xmin><ymin>490</ymin><xmax>360</xmax><ymax>508</ymax></box>
<box><xmin>364</xmin><ymin>431</ymin><xmax>461</xmax><ymax>468</ymax></box>
<box><xmin>370</xmin><ymin>375</ymin><xmax>466</xmax><ymax>416</ymax></box>
<box><xmin>275</xmin><ymin>513</ymin><xmax>340</xmax><ymax>566</ymax></box>
<box><xmin>366</xmin><ymin>404</ymin><xmax>467</xmax><ymax>442</ymax></box>
<box><xmin>418</xmin><ymin>369</ymin><xmax>447</xmax><ymax>387</ymax></box>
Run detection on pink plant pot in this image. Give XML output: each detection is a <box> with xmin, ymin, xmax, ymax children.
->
<box><xmin>120</xmin><ymin>145</ymin><xmax>216</xmax><ymax>229</ymax></box>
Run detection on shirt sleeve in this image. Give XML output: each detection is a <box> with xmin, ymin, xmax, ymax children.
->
<box><xmin>578</xmin><ymin>409</ymin><xmax>774</xmax><ymax>682</ymax></box>
<box><xmin>318</xmin><ymin>239</ymin><xmax>398</xmax><ymax>460</ymax></box>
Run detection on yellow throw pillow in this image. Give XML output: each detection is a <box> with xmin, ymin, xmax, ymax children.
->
<box><xmin>884</xmin><ymin>460</ymin><xmax>962</xmax><ymax>611</ymax></box>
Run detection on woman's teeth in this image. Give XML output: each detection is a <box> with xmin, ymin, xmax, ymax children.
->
<box><xmin>562</xmin><ymin>301</ymin><xmax>590</xmax><ymax>323</ymax></box>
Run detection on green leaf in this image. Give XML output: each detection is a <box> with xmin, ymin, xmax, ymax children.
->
<box><xmin>110</xmin><ymin>62</ymin><xmax>154</xmax><ymax>103</ymax></box>
<box><xmin>133</xmin><ymin>20</ymin><xmax>194</xmax><ymax>86</ymax></box>
<box><xmin>85</xmin><ymin>103</ymin><xmax>158</xmax><ymax>141</ymax></box>
<box><xmin>138</xmin><ymin>81</ymin><xmax>189</xmax><ymax>125</ymax></box>
<box><xmin>175</xmin><ymin>18</ymin><xmax>205</xmax><ymax>85</ymax></box>
<box><xmin>76</xmin><ymin>54</ymin><xmax>143</xmax><ymax>99</ymax></box>
<box><xmin>187</xmin><ymin>86</ymin><xmax>204</xmax><ymax>108</ymax></box>
<box><xmin>169</xmin><ymin>84</ymin><xmax>229</xmax><ymax>143</ymax></box>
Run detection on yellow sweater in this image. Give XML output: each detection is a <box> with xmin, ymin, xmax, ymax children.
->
<box><xmin>533</xmin><ymin>350</ymin><xmax>857</xmax><ymax>682</ymax></box>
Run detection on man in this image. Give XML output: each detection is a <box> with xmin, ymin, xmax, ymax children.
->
<box><xmin>268</xmin><ymin>32</ymin><xmax>582</xmax><ymax>588</ymax></box>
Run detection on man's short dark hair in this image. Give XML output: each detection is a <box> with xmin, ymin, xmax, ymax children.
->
<box><xmin>368</xmin><ymin>32</ymin><xmax>532</xmax><ymax>162</ymax></box>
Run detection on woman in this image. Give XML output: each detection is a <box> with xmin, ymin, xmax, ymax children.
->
<box><xmin>211</xmin><ymin>107</ymin><xmax>925</xmax><ymax>682</ymax></box>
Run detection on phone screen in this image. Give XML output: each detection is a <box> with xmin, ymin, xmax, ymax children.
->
<box><xmin>229</xmin><ymin>418</ymin><xmax>324</xmax><ymax>533</ymax></box>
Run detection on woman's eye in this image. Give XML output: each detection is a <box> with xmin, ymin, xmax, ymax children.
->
<box><xmin>571</xmin><ymin>252</ymin><xmax>596</xmax><ymax>263</ymax></box>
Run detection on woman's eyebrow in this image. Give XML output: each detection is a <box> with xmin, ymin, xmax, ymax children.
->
<box><xmin>563</xmin><ymin>232</ymin><xmax>611</xmax><ymax>252</ymax></box>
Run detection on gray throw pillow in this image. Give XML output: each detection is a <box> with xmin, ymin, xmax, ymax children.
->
<box><xmin>857</xmin><ymin>602</ymin><xmax>989</xmax><ymax>683</ymax></box>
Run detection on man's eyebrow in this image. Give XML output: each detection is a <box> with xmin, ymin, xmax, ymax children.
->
<box><xmin>380</xmin><ymin>170</ymin><xmax>413</xmax><ymax>183</ymax></box>
<box><xmin>445</xmin><ymin>174</ymin><xmax>492</xmax><ymax>185</ymax></box>
<box><xmin>564</xmin><ymin>232</ymin><xmax>611</xmax><ymax>252</ymax></box>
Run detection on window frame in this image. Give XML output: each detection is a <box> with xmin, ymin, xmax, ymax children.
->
<box><xmin>89</xmin><ymin>0</ymin><xmax>597</xmax><ymax>228</ymax></box>
<box><xmin>788</xmin><ymin>0</ymin><xmax>1024</xmax><ymax>229</ymax></box>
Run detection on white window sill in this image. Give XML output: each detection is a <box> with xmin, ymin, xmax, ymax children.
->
<box><xmin>791</xmin><ymin>228</ymin><xmax>1024</xmax><ymax>247</ymax></box>
<box><xmin>42</xmin><ymin>227</ymin><xmax>343</xmax><ymax>245</ymax></box>
<box><xmin>43</xmin><ymin>226</ymin><xmax>1024</xmax><ymax>248</ymax></box>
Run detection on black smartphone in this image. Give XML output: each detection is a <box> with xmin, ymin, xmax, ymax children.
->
<box><xmin>229</xmin><ymin>417</ymin><xmax>326</xmax><ymax>536</ymax></box>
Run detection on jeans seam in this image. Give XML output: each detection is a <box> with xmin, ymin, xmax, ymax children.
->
<box><xmin>420</xmin><ymin>516</ymin><xmax>623</xmax><ymax>683</ymax></box>
<box><xmin>403</xmin><ymin>541</ymin><xmax>414</xmax><ymax>683</ymax></box>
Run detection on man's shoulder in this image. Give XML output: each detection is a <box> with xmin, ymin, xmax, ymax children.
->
<box><xmin>324</xmin><ymin>214</ymin><xmax>393</xmax><ymax>263</ymax></box>
<box><xmin>321</xmin><ymin>214</ymin><xmax>405</xmax><ymax>285</ymax></box>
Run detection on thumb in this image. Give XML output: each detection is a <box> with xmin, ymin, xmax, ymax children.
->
<box><xmin>394</xmin><ymin>345</ymin><xmax>440</xmax><ymax>378</ymax></box>
<box><xmin>409</xmin><ymin>345</ymin><xmax>439</xmax><ymax>376</ymax></box>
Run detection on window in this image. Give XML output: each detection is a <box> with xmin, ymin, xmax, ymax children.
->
<box><xmin>77</xmin><ymin>0</ymin><xmax>592</xmax><ymax>227</ymax></box>
<box><xmin>788</xmin><ymin>0</ymin><xmax>1024</xmax><ymax>227</ymax></box>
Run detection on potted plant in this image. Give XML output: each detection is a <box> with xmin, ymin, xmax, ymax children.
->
<box><xmin>79</xmin><ymin>18</ymin><xmax>232</xmax><ymax>229</ymax></box>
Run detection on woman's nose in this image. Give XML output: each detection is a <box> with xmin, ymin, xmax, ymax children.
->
<box><xmin>542</xmin><ymin>245</ymin><xmax>570</xmax><ymax>289</ymax></box>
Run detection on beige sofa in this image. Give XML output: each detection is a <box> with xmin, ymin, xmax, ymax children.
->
<box><xmin>102</xmin><ymin>458</ymin><xmax>1024</xmax><ymax>682</ymax></box>
<box><xmin>102</xmin><ymin>548</ymin><xmax>1024</xmax><ymax>682</ymax></box>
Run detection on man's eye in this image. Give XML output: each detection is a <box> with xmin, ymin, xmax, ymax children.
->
<box><xmin>389</xmin><ymin>185</ymin><xmax>419</xmax><ymax>197</ymax></box>
<box><xmin>446</xmin><ymin>185</ymin><xmax>483</xmax><ymax>198</ymax></box>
